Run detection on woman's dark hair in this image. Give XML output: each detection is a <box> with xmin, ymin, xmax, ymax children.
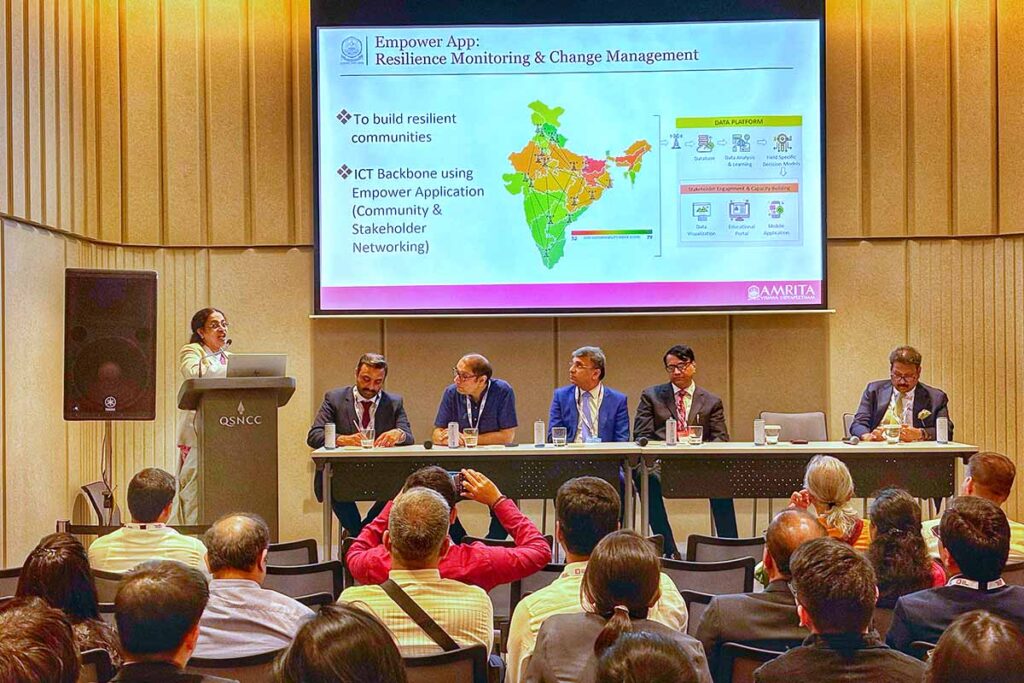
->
<box><xmin>583</xmin><ymin>530</ymin><xmax>661</xmax><ymax>655</ymax></box>
<box><xmin>926</xmin><ymin>610</ymin><xmax>1024</xmax><ymax>682</ymax></box>
<box><xmin>596</xmin><ymin>632</ymin><xmax>701</xmax><ymax>683</ymax></box>
<box><xmin>866</xmin><ymin>488</ymin><xmax>934</xmax><ymax>606</ymax></box>
<box><xmin>0</xmin><ymin>597</ymin><xmax>81</xmax><ymax>683</ymax></box>
<box><xmin>16</xmin><ymin>533</ymin><xmax>100</xmax><ymax>623</ymax></box>
<box><xmin>274</xmin><ymin>603</ymin><xmax>407</xmax><ymax>683</ymax></box>
<box><xmin>188</xmin><ymin>307</ymin><xmax>225</xmax><ymax>344</ymax></box>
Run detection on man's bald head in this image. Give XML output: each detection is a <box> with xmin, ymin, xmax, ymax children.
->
<box><xmin>765</xmin><ymin>508</ymin><xmax>827</xmax><ymax>577</ymax></box>
<box><xmin>460</xmin><ymin>354</ymin><xmax>493</xmax><ymax>380</ymax></box>
<box><xmin>204</xmin><ymin>513</ymin><xmax>270</xmax><ymax>574</ymax></box>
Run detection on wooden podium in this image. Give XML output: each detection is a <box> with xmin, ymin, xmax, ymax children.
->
<box><xmin>177</xmin><ymin>377</ymin><xmax>295</xmax><ymax>538</ymax></box>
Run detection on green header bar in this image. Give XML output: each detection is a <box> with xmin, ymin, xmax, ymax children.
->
<box><xmin>676</xmin><ymin>115</ymin><xmax>803</xmax><ymax>128</ymax></box>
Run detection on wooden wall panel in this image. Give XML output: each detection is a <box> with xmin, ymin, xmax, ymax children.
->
<box><xmin>997</xmin><ymin>0</ymin><xmax>1024</xmax><ymax>235</ymax></box>
<box><xmin>95</xmin><ymin>0</ymin><xmax>120</xmax><ymax>242</ymax></box>
<box><xmin>26</xmin><ymin>0</ymin><xmax>43</xmax><ymax>222</ymax></box>
<box><xmin>0</xmin><ymin>0</ymin><xmax>8</xmax><ymax>216</ymax></box>
<box><xmin>57</xmin><ymin>0</ymin><xmax>72</xmax><ymax>231</ymax></box>
<box><xmin>43</xmin><ymin>0</ymin><xmax>58</xmax><ymax>226</ymax></box>
<box><xmin>824</xmin><ymin>0</ymin><xmax>862</xmax><ymax>237</ymax></box>
<box><xmin>951</xmin><ymin>0</ymin><xmax>997</xmax><ymax>236</ymax></box>
<box><xmin>69</xmin><ymin>0</ymin><xmax>85</xmax><ymax>236</ymax></box>
<box><xmin>292</xmin><ymin>0</ymin><xmax>313</xmax><ymax>246</ymax></box>
<box><xmin>9</xmin><ymin>0</ymin><xmax>28</xmax><ymax>218</ymax></box>
<box><xmin>121</xmin><ymin>0</ymin><xmax>163</xmax><ymax>245</ymax></box>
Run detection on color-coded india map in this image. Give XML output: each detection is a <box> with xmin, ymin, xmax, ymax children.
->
<box><xmin>503</xmin><ymin>101</ymin><xmax>651</xmax><ymax>268</ymax></box>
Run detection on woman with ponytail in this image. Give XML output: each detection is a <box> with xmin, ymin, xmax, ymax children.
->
<box><xmin>788</xmin><ymin>454</ymin><xmax>872</xmax><ymax>551</ymax></box>
<box><xmin>523</xmin><ymin>530</ymin><xmax>711</xmax><ymax>683</ymax></box>
<box><xmin>867</xmin><ymin>487</ymin><xmax>944</xmax><ymax>608</ymax></box>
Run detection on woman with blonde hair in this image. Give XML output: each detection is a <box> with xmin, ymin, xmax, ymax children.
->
<box><xmin>789</xmin><ymin>455</ymin><xmax>871</xmax><ymax>551</ymax></box>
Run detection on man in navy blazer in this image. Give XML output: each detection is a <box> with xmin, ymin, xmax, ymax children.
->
<box><xmin>548</xmin><ymin>346</ymin><xmax>630</xmax><ymax>444</ymax></box>
<box><xmin>851</xmin><ymin>346</ymin><xmax>953</xmax><ymax>442</ymax></box>
<box><xmin>306</xmin><ymin>353</ymin><xmax>414</xmax><ymax>536</ymax></box>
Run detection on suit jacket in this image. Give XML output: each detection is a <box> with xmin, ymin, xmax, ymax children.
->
<box><xmin>306</xmin><ymin>386</ymin><xmax>414</xmax><ymax>502</ymax></box>
<box><xmin>850</xmin><ymin>379</ymin><xmax>952</xmax><ymax>440</ymax></box>
<box><xmin>111</xmin><ymin>661</ymin><xmax>236</xmax><ymax>683</ymax></box>
<box><xmin>886</xmin><ymin>583</ymin><xmax>1024</xmax><ymax>654</ymax></box>
<box><xmin>753</xmin><ymin>632</ymin><xmax>924</xmax><ymax>683</ymax></box>
<box><xmin>633</xmin><ymin>383</ymin><xmax>729</xmax><ymax>442</ymax></box>
<box><xmin>548</xmin><ymin>384</ymin><xmax>630</xmax><ymax>443</ymax></box>
<box><xmin>696</xmin><ymin>580</ymin><xmax>810</xmax><ymax>674</ymax></box>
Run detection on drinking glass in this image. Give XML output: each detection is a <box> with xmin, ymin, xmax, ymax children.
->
<box><xmin>552</xmin><ymin>427</ymin><xmax>568</xmax><ymax>446</ymax></box>
<box><xmin>463</xmin><ymin>427</ymin><xmax>479</xmax><ymax>448</ymax></box>
<box><xmin>764</xmin><ymin>425</ymin><xmax>782</xmax><ymax>445</ymax></box>
<box><xmin>883</xmin><ymin>423</ymin><xmax>901</xmax><ymax>445</ymax></box>
<box><xmin>359</xmin><ymin>427</ymin><xmax>375</xmax><ymax>449</ymax></box>
<box><xmin>687</xmin><ymin>425</ymin><xmax>704</xmax><ymax>445</ymax></box>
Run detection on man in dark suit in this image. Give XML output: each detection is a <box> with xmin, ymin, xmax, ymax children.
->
<box><xmin>887</xmin><ymin>496</ymin><xmax>1024</xmax><ymax>654</ymax></box>
<box><xmin>111</xmin><ymin>560</ymin><xmax>235</xmax><ymax>682</ymax></box>
<box><xmin>851</xmin><ymin>345</ymin><xmax>953</xmax><ymax>442</ymax></box>
<box><xmin>548</xmin><ymin>346</ymin><xmax>630</xmax><ymax>443</ymax></box>
<box><xmin>697</xmin><ymin>508</ymin><xmax>826</xmax><ymax>673</ymax></box>
<box><xmin>634</xmin><ymin>344</ymin><xmax>733</xmax><ymax>546</ymax></box>
<box><xmin>753</xmin><ymin>538</ymin><xmax>925</xmax><ymax>683</ymax></box>
<box><xmin>306</xmin><ymin>353</ymin><xmax>414</xmax><ymax>536</ymax></box>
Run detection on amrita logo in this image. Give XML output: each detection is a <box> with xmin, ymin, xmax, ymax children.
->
<box><xmin>747</xmin><ymin>283</ymin><xmax>817</xmax><ymax>302</ymax></box>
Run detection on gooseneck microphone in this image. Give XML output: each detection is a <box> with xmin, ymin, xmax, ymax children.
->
<box><xmin>423</xmin><ymin>440</ymin><xmax>433</xmax><ymax>450</ymax></box>
<box><xmin>635</xmin><ymin>436</ymin><xmax>649</xmax><ymax>447</ymax></box>
<box><xmin>198</xmin><ymin>339</ymin><xmax>232</xmax><ymax>378</ymax></box>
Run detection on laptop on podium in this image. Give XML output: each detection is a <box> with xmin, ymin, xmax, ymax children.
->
<box><xmin>226</xmin><ymin>353</ymin><xmax>287</xmax><ymax>378</ymax></box>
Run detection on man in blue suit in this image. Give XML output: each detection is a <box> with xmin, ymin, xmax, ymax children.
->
<box><xmin>851</xmin><ymin>345</ymin><xmax>953</xmax><ymax>442</ymax></box>
<box><xmin>548</xmin><ymin>346</ymin><xmax>630</xmax><ymax>444</ymax></box>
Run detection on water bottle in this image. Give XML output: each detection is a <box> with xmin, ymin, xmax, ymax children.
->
<box><xmin>447</xmin><ymin>421</ymin><xmax>460</xmax><ymax>449</ymax></box>
<box><xmin>323</xmin><ymin>423</ymin><xmax>336</xmax><ymax>449</ymax></box>
<box><xmin>534</xmin><ymin>419</ymin><xmax>546</xmax><ymax>446</ymax></box>
<box><xmin>753</xmin><ymin>419</ymin><xmax>766</xmax><ymax>446</ymax></box>
<box><xmin>936</xmin><ymin>417</ymin><xmax>949</xmax><ymax>444</ymax></box>
<box><xmin>665</xmin><ymin>418</ymin><xmax>677</xmax><ymax>446</ymax></box>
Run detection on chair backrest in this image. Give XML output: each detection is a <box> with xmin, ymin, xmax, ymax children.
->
<box><xmin>521</xmin><ymin>563</ymin><xmax>566</xmax><ymax>600</ymax></box>
<box><xmin>685</xmin><ymin>534</ymin><xmax>766</xmax><ymax>564</ymax></box>
<box><xmin>78</xmin><ymin>648</ymin><xmax>115</xmax><ymax>683</ymax></box>
<box><xmin>681</xmin><ymin>590</ymin><xmax>714</xmax><ymax>637</ymax></box>
<box><xmin>759</xmin><ymin>411</ymin><xmax>828</xmax><ymax>442</ymax></box>
<box><xmin>909</xmin><ymin>641</ymin><xmax>936</xmax><ymax>662</ymax></box>
<box><xmin>718</xmin><ymin>642</ymin><xmax>781</xmax><ymax>683</ymax></box>
<box><xmin>81</xmin><ymin>482</ymin><xmax>121</xmax><ymax>526</ymax></box>
<box><xmin>843</xmin><ymin>412</ymin><xmax>855</xmax><ymax>439</ymax></box>
<box><xmin>872</xmin><ymin>606</ymin><xmax>895</xmax><ymax>639</ymax></box>
<box><xmin>268</xmin><ymin>538</ymin><xmax>318</xmax><ymax>566</ymax></box>
<box><xmin>97</xmin><ymin>602</ymin><xmax>117</xmax><ymax>628</ymax></box>
<box><xmin>264</xmin><ymin>561</ymin><xmax>344</xmax><ymax>600</ymax></box>
<box><xmin>461</xmin><ymin>534</ymin><xmax>555</xmax><ymax>620</ymax></box>
<box><xmin>340</xmin><ymin>536</ymin><xmax>358</xmax><ymax>590</ymax></box>
<box><xmin>0</xmin><ymin>566</ymin><xmax>21</xmax><ymax>598</ymax></box>
<box><xmin>660</xmin><ymin>557</ymin><xmax>756</xmax><ymax>595</ymax></box>
<box><xmin>91</xmin><ymin>569</ymin><xmax>124</xmax><ymax>602</ymax></box>
<box><xmin>404</xmin><ymin>644</ymin><xmax>489</xmax><ymax>683</ymax></box>
<box><xmin>186</xmin><ymin>648</ymin><xmax>283</xmax><ymax>683</ymax></box>
<box><xmin>296</xmin><ymin>591</ymin><xmax>335</xmax><ymax>610</ymax></box>
<box><xmin>1002</xmin><ymin>560</ymin><xmax>1024</xmax><ymax>586</ymax></box>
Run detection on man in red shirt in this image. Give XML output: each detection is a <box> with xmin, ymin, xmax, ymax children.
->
<box><xmin>345</xmin><ymin>466</ymin><xmax>551</xmax><ymax>591</ymax></box>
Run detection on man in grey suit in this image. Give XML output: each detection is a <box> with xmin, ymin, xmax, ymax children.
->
<box><xmin>634</xmin><ymin>344</ymin><xmax>733</xmax><ymax>547</ymax></box>
<box><xmin>696</xmin><ymin>508</ymin><xmax>826</xmax><ymax>673</ymax></box>
<box><xmin>851</xmin><ymin>345</ymin><xmax>953</xmax><ymax>442</ymax></box>
<box><xmin>306</xmin><ymin>353</ymin><xmax>414</xmax><ymax>536</ymax></box>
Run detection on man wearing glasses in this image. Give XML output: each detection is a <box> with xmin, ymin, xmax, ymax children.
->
<box><xmin>433</xmin><ymin>353</ymin><xmax>518</xmax><ymax>539</ymax></box>
<box><xmin>634</xmin><ymin>344</ymin><xmax>733</xmax><ymax>549</ymax></box>
<box><xmin>548</xmin><ymin>346</ymin><xmax>630</xmax><ymax>443</ymax></box>
<box><xmin>850</xmin><ymin>345</ymin><xmax>953</xmax><ymax>442</ymax></box>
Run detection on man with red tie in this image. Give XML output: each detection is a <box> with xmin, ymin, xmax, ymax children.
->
<box><xmin>306</xmin><ymin>353</ymin><xmax>414</xmax><ymax>536</ymax></box>
<box><xmin>634</xmin><ymin>344</ymin><xmax>733</xmax><ymax>551</ymax></box>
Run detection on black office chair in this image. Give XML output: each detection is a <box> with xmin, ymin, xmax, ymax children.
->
<box><xmin>264</xmin><ymin>561</ymin><xmax>344</xmax><ymax>600</ymax></box>
<box><xmin>268</xmin><ymin>538</ymin><xmax>318</xmax><ymax>566</ymax></box>
<box><xmin>79</xmin><ymin>647</ymin><xmax>116</xmax><ymax>683</ymax></box>
<box><xmin>187</xmin><ymin>648</ymin><xmax>284</xmax><ymax>682</ymax></box>
<box><xmin>659</xmin><ymin>557</ymin><xmax>756</xmax><ymax>595</ymax></box>
<box><xmin>404</xmin><ymin>644</ymin><xmax>490</xmax><ymax>683</ymax></box>
<box><xmin>685</xmin><ymin>534</ymin><xmax>765</xmax><ymax>564</ymax></box>
<box><xmin>717</xmin><ymin>642</ymin><xmax>781</xmax><ymax>683</ymax></box>
<box><xmin>0</xmin><ymin>566</ymin><xmax>21</xmax><ymax>598</ymax></box>
<box><xmin>680</xmin><ymin>589</ymin><xmax>715</xmax><ymax>637</ymax></box>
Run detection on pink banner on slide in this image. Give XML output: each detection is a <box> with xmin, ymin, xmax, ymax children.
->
<box><xmin>320</xmin><ymin>280</ymin><xmax>822</xmax><ymax>311</ymax></box>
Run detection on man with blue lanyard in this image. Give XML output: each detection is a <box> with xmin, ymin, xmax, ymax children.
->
<box><xmin>433</xmin><ymin>353</ymin><xmax>518</xmax><ymax>539</ymax></box>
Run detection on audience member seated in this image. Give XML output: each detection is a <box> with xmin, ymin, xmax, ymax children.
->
<box><xmin>696</xmin><ymin>508</ymin><xmax>826</xmax><ymax>673</ymax></box>
<box><xmin>16</xmin><ymin>532</ymin><xmax>123</xmax><ymax>667</ymax></box>
<box><xmin>596</xmin><ymin>632</ymin><xmax>704</xmax><ymax>683</ymax></box>
<box><xmin>753</xmin><ymin>538</ymin><xmax>925</xmax><ymax>682</ymax></box>
<box><xmin>274</xmin><ymin>602</ymin><xmax>407</xmax><ymax>683</ymax></box>
<box><xmin>923</xmin><ymin>451</ymin><xmax>1024</xmax><ymax>563</ymax></box>
<box><xmin>887</xmin><ymin>496</ymin><xmax>1024</xmax><ymax>654</ymax></box>
<box><xmin>526</xmin><ymin>530</ymin><xmax>710</xmax><ymax>683</ymax></box>
<box><xmin>867</xmin><ymin>488</ymin><xmax>944</xmax><ymax>609</ymax></box>
<box><xmin>788</xmin><ymin>454</ymin><xmax>871</xmax><ymax>551</ymax></box>
<box><xmin>339</xmin><ymin>487</ymin><xmax>493</xmax><ymax>656</ymax></box>
<box><xmin>112</xmin><ymin>560</ymin><xmax>233</xmax><ymax>682</ymax></box>
<box><xmin>347</xmin><ymin>466</ymin><xmax>551</xmax><ymax>590</ymax></box>
<box><xmin>0</xmin><ymin>597</ymin><xmax>80</xmax><ymax>683</ymax></box>
<box><xmin>88</xmin><ymin>468</ymin><xmax>208</xmax><ymax>572</ymax></box>
<box><xmin>507</xmin><ymin>477</ymin><xmax>687</xmax><ymax>683</ymax></box>
<box><xmin>924</xmin><ymin>610</ymin><xmax>1024</xmax><ymax>683</ymax></box>
<box><xmin>194</xmin><ymin>513</ymin><xmax>314</xmax><ymax>657</ymax></box>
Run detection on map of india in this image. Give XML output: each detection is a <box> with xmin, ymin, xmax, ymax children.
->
<box><xmin>502</xmin><ymin>101</ymin><xmax>651</xmax><ymax>268</ymax></box>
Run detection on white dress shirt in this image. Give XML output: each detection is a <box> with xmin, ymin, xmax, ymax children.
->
<box><xmin>574</xmin><ymin>384</ymin><xmax>604</xmax><ymax>443</ymax></box>
<box><xmin>353</xmin><ymin>387</ymin><xmax>382</xmax><ymax>429</ymax></box>
<box><xmin>194</xmin><ymin>578</ymin><xmax>314</xmax><ymax>658</ymax></box>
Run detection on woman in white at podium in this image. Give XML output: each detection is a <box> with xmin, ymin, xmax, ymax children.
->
<box><xmin>174</xmin><ymin>307</ymin><xmax>230</xmax><ymax>524</ymax></box>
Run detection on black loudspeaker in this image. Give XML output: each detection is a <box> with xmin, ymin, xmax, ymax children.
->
<box><xmin>64</xmin><ymin>269</ymin><xmax>158</xmax><ymax>420</ymax></box>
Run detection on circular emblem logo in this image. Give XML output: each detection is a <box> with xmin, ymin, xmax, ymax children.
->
<box><xmin>747</xmin><ymin>285</ymin><xmax>761</xmax><ymax>301</ymax></box>
<box><xmin>104</xmin><ymin>396</ymin><xmax>117</xmax><ymax>409</ymax></box>
<box><xmin>340</xmin><ymin>36</ymin><xmax>364</xmax><ymax>64</ymax></box>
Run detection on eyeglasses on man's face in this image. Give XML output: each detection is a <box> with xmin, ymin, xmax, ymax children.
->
<box><xmin>453</xmin><ymin>367</ymin><xmax>481</xmax><ymax>382</ymax></box>
<box><xmin>665</xmin><ymin>360</ymin><xmax>693</xmax><ymax>373</ymax></box>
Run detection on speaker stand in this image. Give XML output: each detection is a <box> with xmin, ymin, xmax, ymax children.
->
<box><xmin>100</xmin><ymin>421</ymin><xmax>115</xmax><ymax>525</ymax></box>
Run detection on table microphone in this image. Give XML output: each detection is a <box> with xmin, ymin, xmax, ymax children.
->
<box><xmin>423</xmin><ymin>440</ymin><xmax>433</xmax><ymax>450</ymax></box>
<box><xmin>844</xmin><ymin>435</ymin><xmax>860</xmax><ymax>445</ymax></box>
<box><xmin>635</xmin><ymin>437</ymin><xmax>649</xmax><ymax>447</ymax></box>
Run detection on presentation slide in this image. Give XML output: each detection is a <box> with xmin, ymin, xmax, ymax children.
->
<box><xmin>314</xmin><ymin>18</ymin><xmax>824</xmax><ymax>314</ymax></box>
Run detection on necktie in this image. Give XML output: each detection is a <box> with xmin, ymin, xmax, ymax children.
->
<box><xmin>581</xmin><ymin>391</ymin><xmax>594</xmax><ymax>441</ymax></box>
<box><xmin>896</xmin><ymin>393</ymin><xmax>905</xmax><ymax>423</ymax></box>
<box><xmin>360</xmin><ymin>400</ymin><xmax>372</xmax><ymax>429</ymax></box>
<box><xmin>675</xmin><ymin>390</ymin><xmax>689</xmax><ymax>437</ymax></box>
